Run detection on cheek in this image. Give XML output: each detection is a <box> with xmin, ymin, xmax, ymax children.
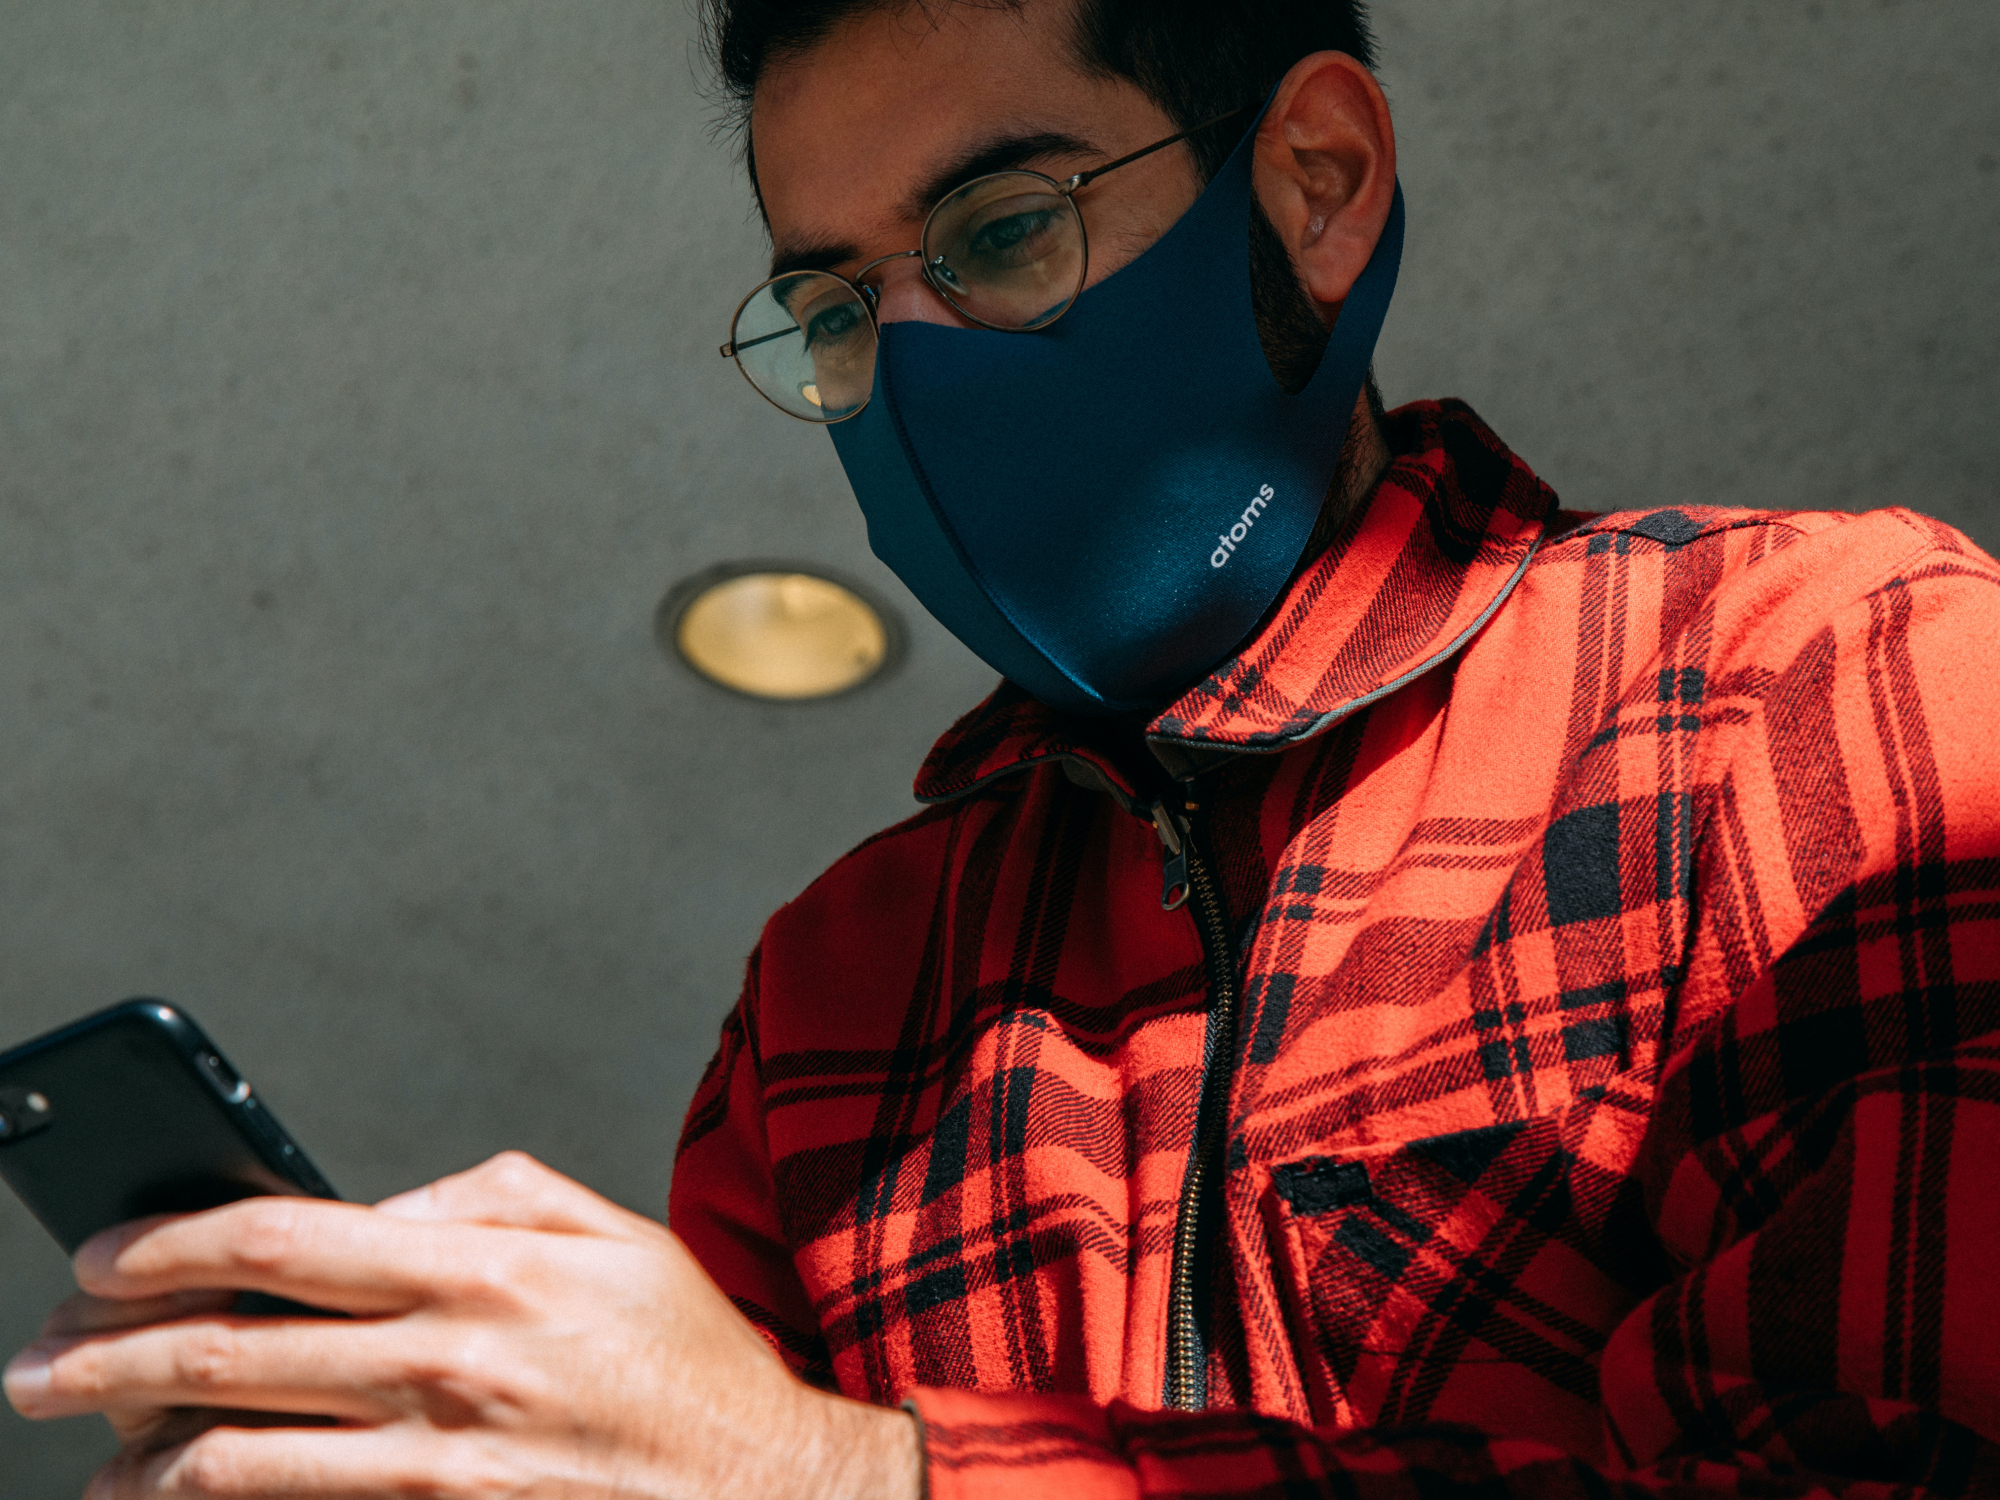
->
<box><xmin>1079</xmin><ymin>223</ymin><xmax>1159</xmax><ymax>288</ymax></box>
<box><xmin>1080</xmin><ymin>173</ymin><xmax>1201</xmax><ymax>288</ymax></box>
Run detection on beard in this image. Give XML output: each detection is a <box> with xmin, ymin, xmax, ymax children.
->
<box><xmin>1248</xmin><ymin>198</ymin><xmax>1337</xmax><ymax>396</ymax></box>
<box><xmin>1247</xmin><ymin>199</ymin><xmax>1389</xmax><ymax>547</ymax></box>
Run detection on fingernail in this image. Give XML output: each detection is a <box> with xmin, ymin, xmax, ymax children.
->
<box><xmin>4</xmin><ymin>1346</ymin><xmax>52</xmax><ymax>1410</ymax></box>
<box><xmin>71</xmin><ymin>1226</ymin><xmax>128</xmax><ymax>1286</ymax></box>
<box><xmin>72</xmin><ymin>1215</ymin><xmax>168</xmax><ymax>1291</ymax></box>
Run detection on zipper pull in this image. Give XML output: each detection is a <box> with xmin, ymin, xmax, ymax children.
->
<box><xmin>1152</xmin><ymin>801</ymin><xmax>1189</xmax><ymax>911</ymax></box>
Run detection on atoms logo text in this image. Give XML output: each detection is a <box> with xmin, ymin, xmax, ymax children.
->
<box><xmin>1211</xmin><ymin>484</ymin><xmax>1276</xmax><ymax>569</ymax></box>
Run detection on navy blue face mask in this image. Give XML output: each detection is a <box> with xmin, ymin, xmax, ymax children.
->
<box><xmin>828</xmin><ymin>111</ymin><xmax>1406</xmax><ymax>717</ymax></box>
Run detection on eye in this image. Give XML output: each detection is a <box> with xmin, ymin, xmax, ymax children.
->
<box><xmin>965</xmin><ymin>207</ymin><xmax>1065</xmax><ymax>266</ymax></box>
<box><xmin>803</xmin><ymin>300</ymin><xmax>865</xmax><ymax>350</ymax></box>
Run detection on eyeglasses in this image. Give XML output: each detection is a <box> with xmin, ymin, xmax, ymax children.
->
<box><xmin>719</xmin><ymin>107</ymin><xmax>1252</xmax><ymax>423</ymax></box>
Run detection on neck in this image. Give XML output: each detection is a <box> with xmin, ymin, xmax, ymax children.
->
<box><xmin>1299</xmin><ymin>384</ymin><xmax>1391</xmax><ymax>561</ymax></box>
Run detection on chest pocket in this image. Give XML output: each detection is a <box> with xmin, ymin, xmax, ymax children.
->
<box><xmin>1258</xmin><ymin>1093</ymin><xmax>1669</xmax><ymax>1461</ymax></box>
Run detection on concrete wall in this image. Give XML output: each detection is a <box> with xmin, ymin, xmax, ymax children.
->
<box><xmin>2</xmin><ymin>2</ymin><xmax>1993</xmax><ymax>1491</ymax></box>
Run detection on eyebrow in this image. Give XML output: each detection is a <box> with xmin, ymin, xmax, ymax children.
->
<box><xmin>901</xmin><ymin>129</ymin><xmax>1099</xmax><ymax>218</ymax></box>
<box><xmin>767</xmin><ymin>128</ymin><xmax>1101</xmax><ymax>279</ymax></box>
<box><xmin>769</xmin><ymin>238</ymin><xmax>865</xmax><ymax>280</ymax></box>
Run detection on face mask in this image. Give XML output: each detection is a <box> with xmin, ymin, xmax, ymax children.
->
<box><xmin>828</xmin><ymin>109</ymin><xmax>1405</xmax><ymax>716</ymax></box>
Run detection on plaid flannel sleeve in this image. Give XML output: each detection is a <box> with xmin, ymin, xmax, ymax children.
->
<box><xmin>904</xmin><ymin>539</ymin><xmax>2000</xmax><ymax>1499</ymax></box>
<box><xmin>669</xmin><ymin>945</ymin><xmax>840</xmax><ymax>1387</ymax></box>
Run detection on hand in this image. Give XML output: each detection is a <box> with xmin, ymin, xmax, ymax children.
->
<box><xmin>4</xmin><ymin>1153</ymin><xmax>922</xmax><ymax>1499</ymax></box>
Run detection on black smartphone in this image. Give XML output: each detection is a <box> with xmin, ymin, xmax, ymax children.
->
<box><xmin>0</xmin><ymin>999</ymin><xmax>339</xmax><ymax>1258</ymax></box>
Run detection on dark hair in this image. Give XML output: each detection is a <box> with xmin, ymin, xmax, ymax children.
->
<box><xmin>704</xmin><ymin>0</ymin><xmax>1377</xmax><ymax>182</ymax></box>
<box><xmin>704</xmin><ymin>0</ymin><xmax>1381</xmax><ymax>395</ymax></box>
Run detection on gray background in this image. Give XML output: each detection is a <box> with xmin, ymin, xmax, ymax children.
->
<box><xmin>1</xmin><ymin>0</ymin><xmax>1993</xmax><ymax>1491</ymax></box>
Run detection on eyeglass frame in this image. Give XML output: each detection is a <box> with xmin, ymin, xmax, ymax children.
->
<box><xmin>717</xmin><ymin>104</ymin><xmax>1256</xmax><ymax>422</ymax></box>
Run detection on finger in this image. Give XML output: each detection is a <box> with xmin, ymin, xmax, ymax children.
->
<box><xmin>72</xmin><ymin>1200</ymin><xmax>478</xmax><ymax>1315</ymax></box>
<box><xmin>108</xmin><ymin>1403</ymin><xmax>218</xmax><ymax>1454</ymax></box>
<box><xmin>9</xmin><ymin>1315</ymin><xmax>411</xmax><ymax>1424</ymax></box>
<box><xmin>91</xmin><ymin>1423</ymin><xmax>515</xmax><ymax>1500</ymax></box>
<box><xmin>374</xmin><ymin>1150</ymin><xmax>651</xmax><ymax>1239</ymax></box>
<box><xmin>111</xmin><ymin>1405</ymin><xmax>340</xmax><ymax>1458</ymax></box>
<box><xmin>42</xmin><ymin>1290</ymin><xmax>238</xmax><ymax>1339</ymax></box>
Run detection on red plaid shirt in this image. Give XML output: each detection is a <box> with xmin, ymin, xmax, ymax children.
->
<box><xmin>670</xmin><ymin>400</ymin><xmax>2000</xmax><ymax>1499</ymax></box>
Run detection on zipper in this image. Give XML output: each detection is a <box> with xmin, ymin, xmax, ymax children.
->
<box><xmin>1151</xmin><ymin>802</ymin><xmax>1190</xmax><ymax>911</ymax></box>
<box><xmin>1153</xmin><ymin>787</ymin><xmax>1243</xmax><ymax>1411</ymax></box>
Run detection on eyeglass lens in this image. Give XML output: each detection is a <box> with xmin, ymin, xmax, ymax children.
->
<box><xmin>731</xmin><ymin>271</ymin><xmax>879</xmax><ymax>422</ymax></box>
<box><xmin>728</xmin><ymin>172</ymin><xmax>1087</xmax><ymax>423</ymax></box>
<box><xmin>921</xmin><ymin>174</ymin><xmax>1084</xmax><ymax>332</ymax></box>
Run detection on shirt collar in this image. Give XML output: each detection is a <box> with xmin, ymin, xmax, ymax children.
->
<box><xmin>913</xmin><ymin>399</ymin><xmax>1556</xmax><ymax>806</ymax></box>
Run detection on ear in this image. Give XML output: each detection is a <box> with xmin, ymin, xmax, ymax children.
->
<box><xmin>1251</xmin><ymin>51</ymin><xmax>1397</xmax><ymax>320</ymax></box>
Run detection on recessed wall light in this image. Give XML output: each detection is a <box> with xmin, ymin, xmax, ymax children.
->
<box><xmin>657</xmin><ymin>564</ymin><xmax>898</xmax><ymax>701</ymax></box>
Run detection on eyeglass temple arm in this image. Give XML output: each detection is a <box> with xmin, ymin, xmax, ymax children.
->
<box><xmin>719</xmin><ymin>325</ymin><xmax>800</xmax><ymax>358</ymax></box>
<box><xmin>1060</xmin><ymin>104</ymin><xmax>1257</xmax><ymax>195</ymax></box>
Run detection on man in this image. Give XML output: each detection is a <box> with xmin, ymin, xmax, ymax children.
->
<box><xmin>9</xmin><ymin>2</ymin><xmax>2000</xmax><ymax>1497</ymax></box>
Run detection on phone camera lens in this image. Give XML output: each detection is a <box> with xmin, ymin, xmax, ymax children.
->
<box><xmin>0</xmin><ymin>1087</ymin><xmax>53</xmax><ymax>1142</ymax></box>
<box><xmin>199</xmin><ymin>1053</ymin><xmax>251</xmax><ymax>1105</ymax></box>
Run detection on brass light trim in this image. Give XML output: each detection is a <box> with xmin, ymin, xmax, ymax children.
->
<box><xmin>657</xmin><ymin>564</ymin><xmax>899</xmax><ymax>701</ymax></box>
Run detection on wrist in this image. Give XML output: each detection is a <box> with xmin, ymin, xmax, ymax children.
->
<box><xmin>790</xmin><ymin>1387</ymin><xmax>924</xmax><ymax>1500</ymax></box>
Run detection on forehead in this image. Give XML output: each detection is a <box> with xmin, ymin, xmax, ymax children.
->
<box><xmin>749</xmin><ymin>3</ymin><xmax>1169</xmax><ymax>253</ymax></box>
